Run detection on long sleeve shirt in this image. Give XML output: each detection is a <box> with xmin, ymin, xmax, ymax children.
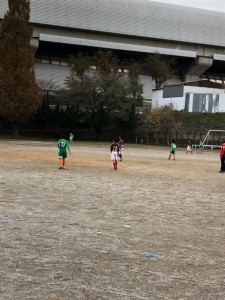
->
<box><xmin>220</xmin><ymin>142</ymin><xmax>225</xmax><ymax>158</ymax></box>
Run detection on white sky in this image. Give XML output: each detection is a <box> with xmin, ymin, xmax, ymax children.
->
<box><xmin>148</xmin><ymin>0</ymin><xmax>225</xmax><ymax>12</ymax></box>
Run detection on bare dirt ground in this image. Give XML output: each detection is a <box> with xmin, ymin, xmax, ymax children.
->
<box><xmin>0</xmin><ymin>139</ymin><xmax>225</xmax><ymax>300</ymax></box>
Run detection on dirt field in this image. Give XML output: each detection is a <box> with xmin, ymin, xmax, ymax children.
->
<box><xmin>0</xmin><ymin>139</ymin><xmax>225</xmax><ymax>300</ymax></box>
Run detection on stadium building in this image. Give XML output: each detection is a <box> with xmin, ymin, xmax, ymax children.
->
<box><xmin>1</xmin><ymin>0</ymin><xmax>225</xmax><ymax>112</ymax></box>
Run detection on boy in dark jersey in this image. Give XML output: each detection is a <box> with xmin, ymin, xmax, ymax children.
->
<box><xmin>57</xmin><ymin>134</ymin><xmax>71</xmax><ymax>169</ymax></box>
<box><xmin>110</xmin><ymin>139</ymin><xmax>119</xmax><ymax>170</ymax></box>
<box><xmin>186</xmin><ymin>139</ymin><xmax>193</xmax><ymax>154</ymax></box>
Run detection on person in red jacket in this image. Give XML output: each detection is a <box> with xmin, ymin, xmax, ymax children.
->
<box><xmin>219</xmin><ymin>140</ymin><xmax>225</xmax><ymax>172</ymax></box>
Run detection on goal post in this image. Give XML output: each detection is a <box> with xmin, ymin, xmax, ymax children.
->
<box><xmin>193</xmin><ymin>130</ymin><xmax>225</xmax><ymax>150</ymax></box>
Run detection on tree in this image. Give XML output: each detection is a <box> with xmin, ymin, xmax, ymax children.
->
<box><xmin>62</xmin><ymin>51</ymin><xmax>143</xmax><ymax>134</ymax></box>
<box><xmin>145</xmin><ymin>53</ymin><xmax>176</xmax><ymax>89</ymax></box>
<box><xmin>94</xmin><ymin>50</ymin><xmax>119</xmax><ymax>74</ymax></box>
<box><xmin>68</xmin><ymin>53</ymin><xmax>91</xmax><ymax>81</ymax></box>
<box><xmin>115</xmin><ymin>103</ymin><xmax>141</xmax><ymax>133</ymax></box>
<box><xmin>126</xmin><ymin>61</ymin><xmax>143</xmax><ymax>105</ymax></box>
<box><xmin>145</xmin><ymin>105</ymin><xmax>181</xmax><ymax>144</ymax></box>
<box><xmin>0</xmin><ymin>0</ymin><xmax>41</xmax><ymax>135</ymax></box>
<box><xmin>64</xmin><ymin>70</ymin><xmax>129</xmax><ymax>133</ymax></box>
<box><xmin>38</xmin><ymin>79</ymin><xmax>60</xmax><ymax>106</ymax></box>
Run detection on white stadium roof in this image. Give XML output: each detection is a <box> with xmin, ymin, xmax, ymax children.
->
<box><xmin>1</xmin><ymin>0</ymin><xmax>225</xmax><ymax>48</ymax></box>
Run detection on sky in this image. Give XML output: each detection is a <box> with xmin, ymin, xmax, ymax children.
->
<box><xmin>148</xmin><ymin>0</ymin><xmax>225</xmax><ymax>12</ymax></box>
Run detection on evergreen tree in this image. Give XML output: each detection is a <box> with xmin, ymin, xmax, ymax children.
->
<box><xmin>0</xmin><ymin>0</ymin><xmax>41</xmax><ymax>135</ymax></box>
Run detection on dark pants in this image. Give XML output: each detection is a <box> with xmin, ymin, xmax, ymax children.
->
<box><xmin>221</xmin><ymin>155</ymin><xmax>225</xmax><ymax>171</ymax></box>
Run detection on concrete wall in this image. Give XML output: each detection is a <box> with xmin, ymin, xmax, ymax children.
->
<box><xmin>34</xmin><ymin>62</ymin><xmax>158</xmax><ymax>101</ymax></box>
